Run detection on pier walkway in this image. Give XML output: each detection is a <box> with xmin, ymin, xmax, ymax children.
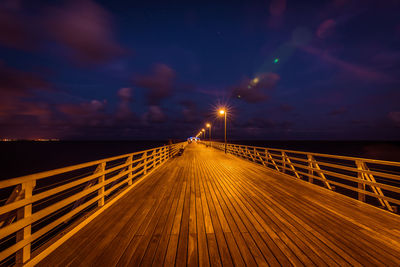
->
<box><xmin>38</xmin><ymin>143</ymin><xmax>400</xmax><ymax>266</ymax></box>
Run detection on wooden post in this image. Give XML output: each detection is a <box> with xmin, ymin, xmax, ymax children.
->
<box><xmin>143</xmin><ymin>152</ymin><xmax>148</xmax><ymax>174</ymax></box>
<box><xmin>127</xmin><ymin>155</ymin><xmax>133</xmax><ymax>186</ymax></box>
<box><xmin>96</xmin><ymin>162</ymin><xmax>106</xmax><ymax>207</ymax></box>
<box><xmin>16</xmin><ymin>180</ymin><xmax>36</xmax><ymax>265</ymax></box>
<box><xmin>356</xmin><ymin>160</ymin><xmax>366</xmax><ymax>202</ymax></box>
<box><xmin>162</xmin><ymin>147</ymin><xmax>166</xmax><ymax>163</ymax></box>
<box><xmin>281</xmin><ymin>151</ymin><xmax>286</xmax><ymax>173</ymax></box>
<box><xmin>265</xmin><ymin>149</ymin><xmax>269</xmax><ymax>166</ymax></box>
<box><xmin>307</xmin><ymin>155</ymin><xmax>314</xmax><ymax>184</ymax></box>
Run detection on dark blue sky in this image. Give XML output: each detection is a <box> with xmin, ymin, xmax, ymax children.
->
<box><xmin>0</xmin><ymin>0</ymin><xmax>399</xmax><ymax>140</ymax></box>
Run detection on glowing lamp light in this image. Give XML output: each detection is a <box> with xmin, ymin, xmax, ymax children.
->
<box><xmin>219</xmin><ymin>109</ymin><xmax>225</xmax><ymax>115</ymax></box>
<box><xmin>252</xmin><ymin>77</ymin><xmax>259</xmax><ymax>84</ymax></box>
<box><xmin>202</xmin><ymin>128</ymin><xmax>205</xmax><ymax>132</ymax></box>
<box><xmin>206</xmin><ymin>123</ymin><xmax>211</xmax><ymax>128</ymax></box>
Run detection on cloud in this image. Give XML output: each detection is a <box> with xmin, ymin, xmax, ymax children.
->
<box><xmin>0</xmin><ymin>60</ymin><xmax>51</xmax><ymax>121</ymax></box>
<box><xmin>117</xmin><ymin>87</ymin><xmax>134</xmax><ymax>119</ymax></box>
<box><xmin>0</xmin><ymin>1</ymin><xmax>39</xmax><ymax>50</ymax></box>
<box><xmin>301</xmin><ymin>45</ymin><xmax>394</xmax><ymax>82</ymax></box>
<box><xmin>0</xmin><ymin>1</ymin><xmax>125</xmax><ymax>65</ymax></box>
<box><xmin>279</xmin><ymin>104</ymin><xmax>294</xmax><ymax>112</ymax></box>
<box><xmin>388</xmin><ymin>111</ymin><xmax>400</xmax><ymax>127</ymax></box>
<box><xmin>179</xmin><ymin>100</ymin><xmax>199</xmax><ymax>123</ymax></box>
<box><xmin>268</xmin><ymin>0</ymin><xmax>286</xmax><ymax>28</ymax></box>
<box><xmin>328</xmin><ymin>106</ymin><xmax>348</xmax><ymax>116</ymax></box>
<box><xmin>44</xmin><ymin>0</ymin><xmax>125</xmax><ymax>64</ymax></box>
<box><xmin>133</xmin><ymin>63</ymin><xmax>176</xmax><ymax>105</ymax></box>
<box><xmin>0</xmin><ymin>60</ymin><xmax>50</xmax><ymax>94</ymax></box>
<box><xmin>58</xmin><ymin>99</ymin><xmax>106</xmax><ymax>116</ymax></box>
<box><xmin>231</xmin><ymin>73</ymin><xmax>280</xmax><ymax>103</ymax></box>
<box><xmin>316</xmin><ymin>19</ymin><xmax>336</xmax><ymax>39</ymax></box>
<box><xmin>143</xmin><ymin>105</ymin><xmax>167</xmax><ymax>123</ymax></box>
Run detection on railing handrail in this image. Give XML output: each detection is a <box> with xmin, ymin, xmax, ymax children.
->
<box><xmin>0</xmin><ymin>145</ymin><xmax>177</xmax><ymax>189</ymax></box>
<box><xmin>0</xmin><ymin>142</ymin><xmax>187</xmax><ymax>266</ymax></box>
<box><xmin>211</xmin><ymin>141</ymin><xmax>400</xmax><ymax>166</ymax></box>
<box><xmin>207</xmin><ymin>141</ymin><xmax>400</xmax><ymax>214</ymax></box>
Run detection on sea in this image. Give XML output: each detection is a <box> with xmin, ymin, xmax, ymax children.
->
<box><xmin>1</xmin><ymin>140</ymin><xmax>399</xmax><ymax>180</ymax></box>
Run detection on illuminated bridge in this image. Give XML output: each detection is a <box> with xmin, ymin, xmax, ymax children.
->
<box><xmin>1</xmin><ymin>142</ymin><xmax>400</xmax><ymax>266</ymax></box>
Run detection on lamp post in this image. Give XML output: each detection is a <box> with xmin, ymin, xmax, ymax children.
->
<box><xmin>202</xmin><ymin>129</ymin><xmax>205</xmax><ymax>141</ymax></box>
<box><xmin>206</xmin><ymin>123</ymin><xmax>211</xmax><ymax>147</ymax></box>
<box><xmin>219</xmin><ymin>109</ymin><xmax>227</xmax><ymax>153</ymax></box>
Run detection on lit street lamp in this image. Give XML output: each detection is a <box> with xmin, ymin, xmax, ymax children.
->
<box><xmin>202</xmin><ymin>128</ymin><xmax>205</xmax><ymax>140</ymax></box>
<box><xmin>219</xmin><ymin>109</ymin><xmax>227</xmax><ymax>153</ymax></box>
<box><xmin>206</xmin><ymin>123</ymin><xmax>211</xmax><ymax>147</ymax></box>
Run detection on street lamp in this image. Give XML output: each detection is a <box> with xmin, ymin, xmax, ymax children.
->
<box><xmin>202</xmin><ymin>129</ymin><xmax>205</xmax><ymax>140</ymax></box>
<box><xmin>206</xmin><ymin>123</ymin><xmax>211</xmax><ymax>147</ymax></box>
<box><xmin>219</xmin><ymin>109</ymin><xmax>227</xmax><ymax>153</ymax></box>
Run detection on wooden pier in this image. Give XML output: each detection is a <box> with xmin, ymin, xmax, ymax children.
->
<box><xmin>1</xmin><ymin>142</ymin><xmax>400</xmax><ymax>266</ymax></box>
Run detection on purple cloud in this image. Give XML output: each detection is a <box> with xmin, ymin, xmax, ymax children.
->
<box><xmin>316</xmin><ymin>19</ymin><xmax>336</xmax><ymax>39</ymax></box>
<box><xmin>143</xmin><ymin>105</ymin><xmax>167</xmax><ymax>123</ymax></box>
<box><xmin>44</xmin><ymin>0</ymin><xmax>125</xmax><ymax>64</ymax></box>
<box><xmin>301</xmin><ymin>45</ymin><xmax>394</xmax><ymax>82</ymax></box>
<box><xmin>133</xmin><ymin>63</ymin><xmax>176</xmax><ymax>105</ymax></box>
<box><xmin>388</xmin><ymin>111</ymin><xmax>400</xmax><ymax>127</ymax></box>
<box><xmin>0</xmin><ymin>2</ymin><xmax>39</xmax><ymax>50</ymax></box>
<box><xmin>117</xmin><ymin>87</ymin><xmax>134</xmax><ymax>119</ymax></box>
<box><xmin>268</xmin><ymin>0</ymin><xmax>286</xmax><ymax>28</ymax></box>
<box><xmin>328</xmin><ymin>107</ymin><xmax>348</xmax><ymax>116</ymax></box>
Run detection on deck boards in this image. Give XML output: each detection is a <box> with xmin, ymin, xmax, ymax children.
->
<box><xmin>39</xmin><ymin>144</ymin><xmax>400</xmax><ymax>266</ymax></box>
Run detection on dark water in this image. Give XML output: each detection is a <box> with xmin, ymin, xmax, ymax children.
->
<box><xmin>1</xmin><ymin>140</ymin><xmax>399</xmax><ymax>180</ymax></box>
<box><xmin>0</xmin><ymin>140</ymin><xmax>177</xmax><ymax>180</ymax></box>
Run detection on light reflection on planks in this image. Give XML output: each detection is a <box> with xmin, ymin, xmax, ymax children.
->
<box><xmin>39</xmin><ymin>144</ymin><xmax>400</xmax><ymax>266</ymax></box>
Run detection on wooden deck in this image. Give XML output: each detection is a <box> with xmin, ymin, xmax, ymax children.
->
<box><xmin>39</xmin><ymin>143</ymin><xmax>400</xmax><ymax>266</ymax></box>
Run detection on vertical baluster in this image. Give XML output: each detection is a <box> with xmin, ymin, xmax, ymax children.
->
<box><xmin>97</xmin><ymin>162</ymin><xmax>106</xmax><ymax>207</ymax></box>
<box><xmin>162</xmin><ymin>146</ymin><xmax>166</xmax><ymax>162</ymax></box>
<box><xmin>281</xmin><ymin>151</ymin><xmax>286</xmax><ymax>173</ymax></box>
<box><xmin>16</xmin><ymin>180</ymin><xmax>35</xmax><ymax>265</ymax></box>
<box><xmin>143</xmin><ymin>151</ymin><xmax>148</xmax><ymax>174</ymax></box>
<box><xmin>307</xmin><ymin>155</ymin><xmax>314</xmax><ymax>184</ymax></box>
<box><xmin>127</xmin><ymin>155</ymin><xmax>133</xmax><ymax>186</ymax></box>
<box><xmin>265</xmin><ymin>149</ymin><xmax>269</xmax><ymax>166</ymax></box>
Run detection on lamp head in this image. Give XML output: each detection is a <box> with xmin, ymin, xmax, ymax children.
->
<box><xmin>219</xmin><ymin>109</ymin><xmax>225</xmax><ymax>115</ymax></box>
<box><xmin>206</xmin><ymin>123</ymin><xmax>211</xmax><ymax>128</ymax></box>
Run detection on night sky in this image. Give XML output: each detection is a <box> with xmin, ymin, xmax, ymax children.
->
<box><xmin>0</xmin><ymin>0</ymin><xmax>399</xmax><ymax>140</ymax></box>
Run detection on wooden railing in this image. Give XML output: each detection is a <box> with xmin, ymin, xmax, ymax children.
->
<box><xmin>209</xmin><ymin>142</ymin><xmax>400</xmax><ymax>213</ymax></box>
<box><xmin>0</xmin><ymin>142</ymin><xmax>186</xmax><ymax>266</ymax></box>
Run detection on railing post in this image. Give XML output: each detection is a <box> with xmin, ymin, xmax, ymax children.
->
<box><xmin>307</xmin><ymin>155</ymin><xmax>314</xmax><ymax>184</ymax></box>
<box><xmin>96</xmin><ymin>162</ymin><xmax>106</xmax><ymax>207</ymax></box>
<box><xmin>143</xmin><ymin>151</ymin><xmax>148</xmax><ymax>174</ymax></box>
<box><xmin>265</xmin><ymin>149</ymin><xmax>269</xmax><ymax>165</ymax></box>
<box><xmin>16</xmin><ymin>180</ymin><xmax>36</xmax><ymax>265</ymax></box>
<box><xmin>281</xmin><ymin>151</ymin><xmax>286</xmax><ymax>173</ymax></box>
<box><xmin>356</xmin><ymin>160</ymin><xmax>366</xmax><ymax>202</ymax></box>
<box><xmin>162</xmin><ymin>147</ymin><xmax>166</xmax><ymax>162</ymax></box>
<box><xmin>127</xmin><ymin>155</ymin><xmax>133</xmax><ymax>186</ymax></box>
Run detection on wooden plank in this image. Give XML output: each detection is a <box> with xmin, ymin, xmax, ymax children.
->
<box><xmin>197</xmin><ymin>158</ymin><xmax>234</xmax><ymax>266</ymax></box>
<box><xmin>187</xmin><ymin>158</ymin><xmax>198</xmax><ymax>267</ymax></box>
<box><xmin>193</xmin><ymin>157</ymin><xmax>210</xmax><ymax>267</ymax></box>
<box><xmin>36</xmin><ymin>144</ymin><xmax>400</xmax><ymax>267</ymax></box>
<box><xmin>151</xmin><ymin>167</ymin><xmax>185</xmax><ymax>266</ymax></box>
<box><xmin>127</xmin><ymin>168</ymin><xmax>182</xmax><ymax>266</ymax></box>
